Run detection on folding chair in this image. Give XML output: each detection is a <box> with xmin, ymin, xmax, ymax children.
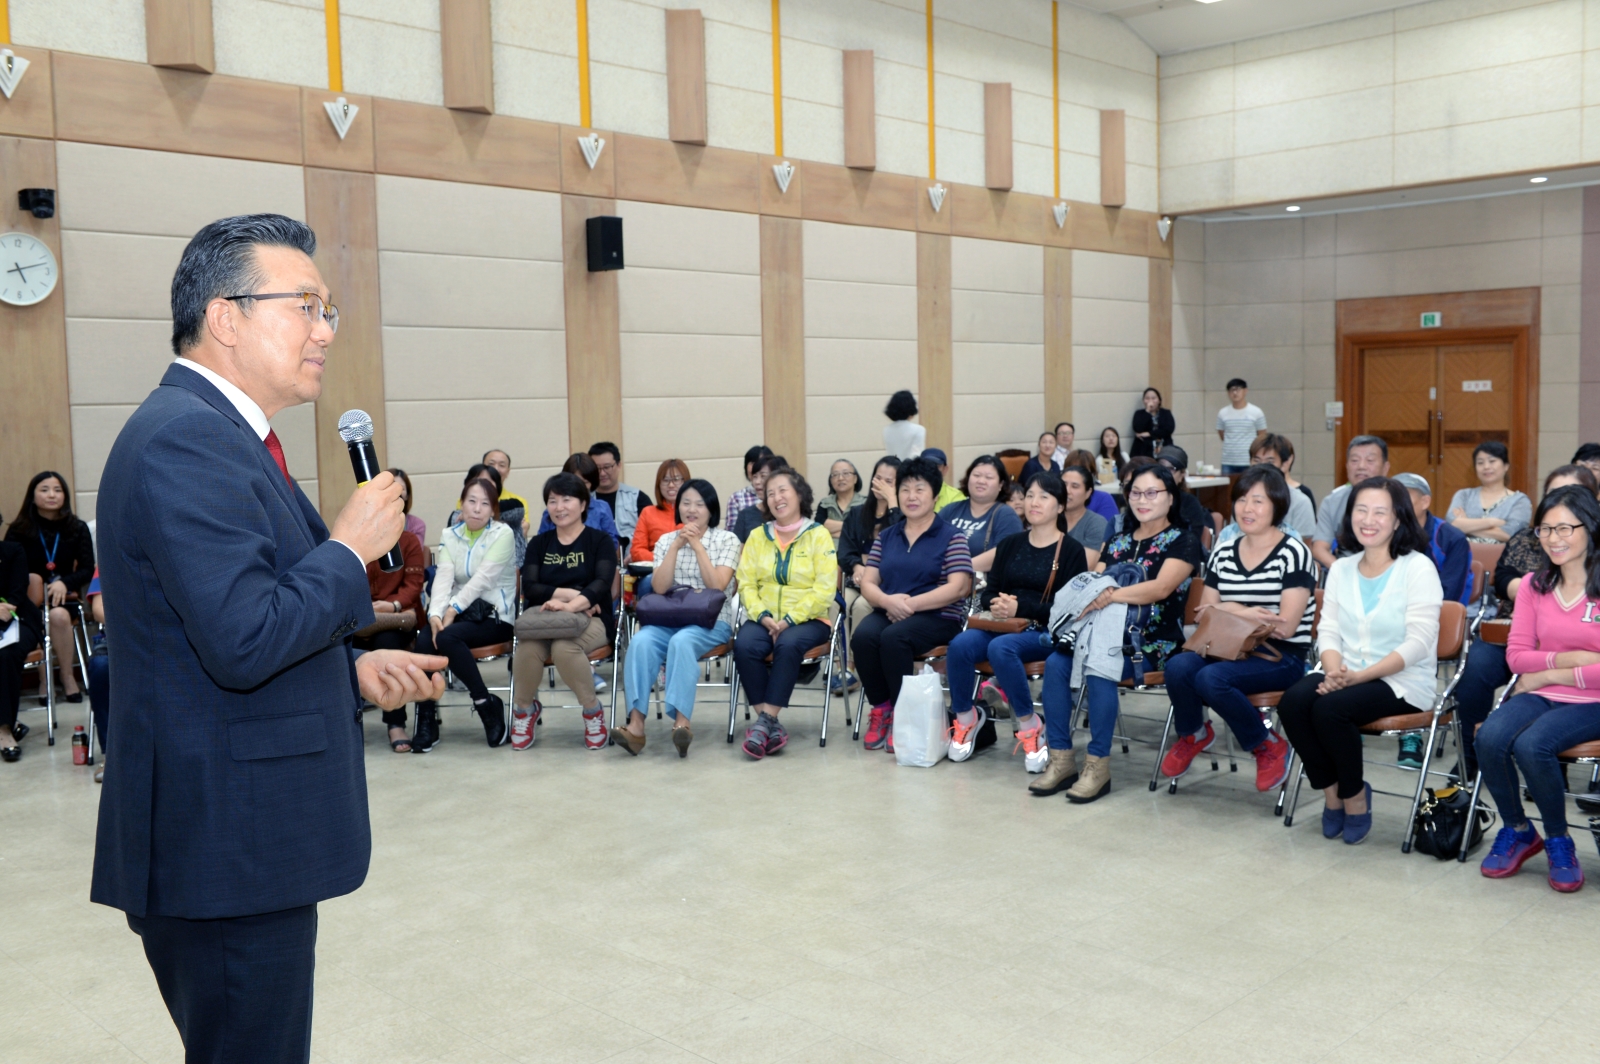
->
<box><xmin>729</xmin><ymin>617</ymin><xmax>846</xmax><ymax>746</ymax></box>
<box><xmin>848</xmin><ymin>642</ymin><xmax>947</xmax><ymax>743</ymax></box>
<box><xmin>1281</xmin><ymin>600</ymin><xmax>1471</xmax><ymax>852</ymax></box>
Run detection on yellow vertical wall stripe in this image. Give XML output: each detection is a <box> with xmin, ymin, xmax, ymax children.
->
<box><xmin>771</xmin><ymin>0</ymin><xmax>784</xmax><ymax>156</ymax></box>
<box><xmin>0</xmin><ymin>1</ymin><xmax>10</xmax><ymax>46</ymax></box>
<box><xmin>1052</xmin><ymin>2</ymin><xmax>1060</xmax><ymax>200</ymax></box>
<box><xmin>925</xmin><ymin>0</ymin><xmax>936</xmax><ymax>179</ymax></box>
<box><xmin>577</xmin><ymin>0</ymin><xmax>592</xmax><ymax>128</ymax></box>
<box><xmin>324</xmin><ymin>0</ymin><xmax>342</xmax><ymax>92</ymax></box>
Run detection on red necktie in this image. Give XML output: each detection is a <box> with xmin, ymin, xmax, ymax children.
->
<box><xmin>263</xmin><ymin>429</ymin><xmax>293</xmax><ymax>485</ymax></box>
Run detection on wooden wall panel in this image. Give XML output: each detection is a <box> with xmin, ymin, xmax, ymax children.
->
<box><xmin>1070</xmin><ymin>202</ymin><xmax>1167</xmax><ymax>259</ymax></box>
<box><xmin>613</xmin><ymin>134</ymin><xmax>759</xmax><ymax>213</ymax></box>
<box><xmin>760</xmin><ymin>216</ymin><xmax>806</xmax><ymax>474</ymax></box>
<box><xmin>916</xmin><ymin>232</ymin><xmax>953</xmax><ymax>456</ymax></box>
<box><xmin>304</xmin><ymin>168</ymin><xmax>386</xmax><ymax>525</ymax></box>
<box><xmin>0</xmin><ymin>48</ymin><xmax>54</xmax><ymax>139</ymax></box>
<box><xmin>803</xmin><ymin>163</ymin><xmax>917</xmax><ymax>231</ymax></box>
<box><xmin>561</xmin><ymin>124</ymin><xmax>615</xmax><ymax>198</ymax></box>
<box><xmin>146</xmin><ymin>0</ymin><xmax>215</xmax><ymax>74</ymax></box>
<box><xmin>1148</xmin><ymin>257</ymin><xmax>1172</xmax><ymax>403</ymax></box>
<box><xmin>372</xmin><ymin>97</ymin><xmax>560</xmax><ymax>191</ymax></box>
<box><xmin>1100</xmin><ymin>109</ymin><xmax>1125</xmax><ymax>209</ymax></box>
<box><xmin>53</xmin><ymin>53</ymin><xmax>301</xmax><ymax>164</ymax></box>
<box><xmin>759</xmin><ymin>153</ymin><xmax>802</xmax><ymax>217</ymax></box>
<box><xmin>0</xmin><ymin>137</ymin><xmax>71</xmax><ymax>529</ymax></box>
<box><xmin>562</xmin><ymin>194</ymin><xmax>623</xmax><ymax>453</ymax></box>
<box><xmin>441</xmin><ymin>0</ymin><xmax>495</xmax><ymax>114</ymax></box>
<box><xmin>984</xmin><ymin>83</ymin><xmax>1012</xmax><ymax>192</ymax></box>
<box><xmin>949</xmin><ymin>184</ymin><xmax>1045</xmax><ymax>244</ymax></box>
<box><xmin>843</xmin><ymin>50</ymin><xmax>875</xmax><ymax>170</ymax></box>
<box><xmin>1044</xmin><ymin>245</ymin><xmax>1072</xmax><ymax>428</ymax></box>
<box><xmin>666</xmin><ymin>8</ymin><xmax>707</xmax><ymax>146</ymax></box>
<box><xmin>302</xmin><ymin>89</ymin><xmax>374</xmax><ymax>172</ymax></box>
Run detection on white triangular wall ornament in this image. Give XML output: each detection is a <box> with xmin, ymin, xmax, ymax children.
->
<box><xmin>927</xmin><ymin>183</ymin><xmax>946</xmax><ymax>213</ymax></box>
<box><xmin>323</xmin><ymin>96</ymin><xmax>359</xmax><ymax>140</ymax></box>
<box><xmin>578</xmin><ymin>133</ymin><xmax>606</xmax><ymax>170</ymax></box>
<box><xmin>1157</xmin><ymin>216</ymin><xmax>1173</xmax><ymax>242</ymax></box>
<box><xmin>0</xmin><ymin>50</ymin><xmax>31</xmax><ymax>100</ymax></box>
<box><xmin>1052</xmin><ymin>202</ymin><xmax>1069</xmax><ymax>228</ymax></box>
<box><xmin>772</xmin><ymin>160</ymin><xmax>795</xmax><ymax>194</ymax></box>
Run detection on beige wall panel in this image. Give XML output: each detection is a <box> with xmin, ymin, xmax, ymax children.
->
<box><xmin>213</xmin><ymin>0</ymin><xmax>328</xmax><ymax>88</ymax></box>
<box><xmin>1332</xmin><ymin>193</ymin><xmax>1543</xmax><ymax>257</ymax></box>
<box><xmin>340</xmin><ymin>4</ymin><xmax>442</xmax><ymax>106</ymax></box>
<box><xmin>375</xmin><ymin>176</ymin><xmax>562</xmax><ymax>258</ymax></box>
<box><xmin>383</xmin><ymin>327</ymin><xmax>567</xmax><ymax>401</ymax></box>
<box><xmin>949</xmin><ymin>236</ymin><xmax>1042</xmax><ymax>295</ymax></box>
<box><xmin>621</xmin><ymin>334</ymin><xmax>763</xmax><ymax>398</ymax></box>
<box><xmin>952</xmin><ymin>343</ymin><xmax>1044</xmax><ymax>396</ymax></box>
<box><xmin>1072</xmin><ymin>247</ymin><xmax>1158</xmax><ymax>301</ymax></box>
<box><xmin>801</xmin><ymin>220</ymin><xmax>917</xmax><ymax>285</ymax></box>
<box><xmin>805</xmin><ymin>338</ymin><xmax>919</xmax><ymax>397</ymax></box>
<box><xmin>377</xmin><ymin>252</ymin><xmax>565</xmax><ymax>329</ymax></box>
<box><xmin>11</xmin><ymin>0</ymin><xmax>147</xmax><ymax>62</ymax></box>
<box><xmin>803</xmin><ymin>280</ymin><xmax>918</xmax><ymax>340</ymax></box>
<box><xmin>58</xmin><ymin>233</ymin><xmax>186</xmax><ymax>321</ymax></box>
<box><xmin>1205</xmin><ymin>303</ymin><xmax>1304</xmax><ymax>350</ymax></box>
<box><xmin>64</xmin><ymin>320</ymin><xmax>173</xmax><ymax>406</ymax></box>
<box><xmin>1071</xmin><ymin>295</ymin><xmax>1149</xmax><ymax>349</ymax></box>
<box><xmin>623</xmin><ymin>396</ymin><xmax>764</xmax><ymax>466</ymax></box>
<box><xmin>952</xmin><ymin>290</ymin><xmax>1045</xmax><ymax>346</ymax></box>
<box><xmin>70</xmin><ymin>405</ymin><xmax>137</xmax><ymax>503</ymax></box>
<box><xmin>1333</xmin><ymin>241</ymin><xmax>1545</xmax><ymax>302</ymax></box>
<box><xmin>618</xmin><ymin>268</ymin><xmax>762</xmax><ymax>336</ymax></box>
<box><xmin>619</xmin><ymin>199</ymin><xmax>761</xmax><ymax>274</ymax></box>
<box><xmin>270</xmin><ymin>401</ymin><xmax>320</xmax><ymax>479</ymax></box>
<box><xmin>953</xmin><ymin>392</ymin><xmax>1044</xmax><ymax>454</ymax></box>
<box><xmin>492</xmin><ymin>41</ymin><xmax>581</xmax><ymax>126</ymax></box>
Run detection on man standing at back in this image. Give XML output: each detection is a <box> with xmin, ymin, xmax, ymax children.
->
<box><xmin>92</xmin><ymin>214</ymin><xmax>447</xmax><ymax>1063</ymax></box>
<box><xmin>1216</xmin><ymin>378</ymin><xmax>1267</xmax><ymax>474</ymax></box>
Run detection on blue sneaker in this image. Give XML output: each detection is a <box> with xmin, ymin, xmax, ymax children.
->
<box><xmin>1545</xmin><ymin>834</ymin><xmax>1585</xmax><ymax>893</ymax></box>
<box><xmin>1322</xmin><ymin>804</ymin><xmax>1345</xmax><ymax>839</ymax></box>
<box><xmin>1343</xmin><ymin>782</ymin><xmax>1373</xmax><ymax>845</ymax></box>
<box><xmin>1481</xmin><ymin>825</ymin><xmax>1543</xmax><ymax>879</ymax></box>
<box><xmin>829</xmin><ymin>670</ymin><xmax>859</xmax><ymax>696</ymax></box>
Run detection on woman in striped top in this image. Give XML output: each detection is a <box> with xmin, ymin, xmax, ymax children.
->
<box><xmin>1160</xmin><ymin>466</ymin><xmax>1314</xmax><ymax>792</ymax></box>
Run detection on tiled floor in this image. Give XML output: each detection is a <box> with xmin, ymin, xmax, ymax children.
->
<box><xmin>5</xmin><ymin>668</ymin><xmax>1598</xmax><ymax>1064</ymax></box>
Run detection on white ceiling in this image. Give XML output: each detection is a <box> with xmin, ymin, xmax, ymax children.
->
<box><xmin>1069</xmin><ymin>0</ymin><xmax>1437</xmax><ymax>56</ymax></box>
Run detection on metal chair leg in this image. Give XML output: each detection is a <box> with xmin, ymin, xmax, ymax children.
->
<box><xmin>1274</xmin><ymin>748</ymin><xmax>1297</xmax><ymax>817</ymax></box>
<box><xmin>1402</xmin><ymin>717</ymin><xmax>1443</xmax><ymax>854</ymax></box>
<box><xmin>819</xmin><ymin>627</ymin><xmax>838</xmax><ymax>748</ymax></box>
<box><xmin>1150</xmin><ymin>701</ymin><xmax>1176</xmax><ymax>793</ymax></box>
<box><xmin>1283</xmin><ymin>763</ymin><xmax>1307</xmax><ymax>826</ymax></box>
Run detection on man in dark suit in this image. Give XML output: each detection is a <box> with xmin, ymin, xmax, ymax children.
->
<box><xmin>92</xmin><ymin>214</ymin><xmax>447</xmax><ymax>1063</ymax></box>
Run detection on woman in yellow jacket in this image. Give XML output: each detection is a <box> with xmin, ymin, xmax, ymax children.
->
<box><xmin>733</xmin><ymin>467</ymin><xmax>839</xmax><ymax>759</ymax></box>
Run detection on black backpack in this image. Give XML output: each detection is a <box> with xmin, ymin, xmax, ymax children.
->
<box><xmin>1411</xmin><ymin>785</ymin><xmax>1493</xmax><ymax>860</ymax></box>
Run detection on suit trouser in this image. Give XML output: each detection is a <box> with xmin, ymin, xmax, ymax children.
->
<box><xmin>0</xmin><ymin>626</ymin><xmax>40</xmax><ymax>731</ymax></box>
<box><xmin>128</xmin><ymin>903</ymin><xmax>318</xmax><ymax>1064</ymax></box>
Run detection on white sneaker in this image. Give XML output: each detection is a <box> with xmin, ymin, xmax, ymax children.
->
<box><xmin>509</xmin><ymin>703</ymin><xmax>538</xmax><ymax>751</ymax></box>
<box><xmin>1014</xmin><ymin>724</ymin><xmax>1050</xmax><ymax>773</ymax></box>
<box><xmin>583</xmin><ymin>710</ymin><xmax>607</xmax><ymax>749</ymax></box>
<box><xmin>948</xmin><ymin>712</ymin><xmax>984</xmax><ymax>763</ymax></box>
<box><xmin>592</xmin><ymin>670</ymin><xmax>608</xmax><ymax>694</ymax></box>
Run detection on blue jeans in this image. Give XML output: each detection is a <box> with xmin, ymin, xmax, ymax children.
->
<box><xmin>1163</xmin><ymin>649</ymin><xmax>1306</xmax><ymax>752</ymax></box>
<box><xmin>1477</xmin><ymin>693</ymin><xmax>1600</xmax><ymax>837</ymax></box>
<box><xmin>945</xmin><ymin>628</ymin><xmax>1053</xmax><ymax>717</ymax></box>
<box><xmin>624</xmin><ymin>620</ymin><xmax>733</xmax><ymax>720</ymax></box>
<box><xmin>1041</xmin><ymin>651</ymin><xmax>1127</xmax><ymax>758</ymax></box>
<box><xmin>1451</xmin><ymin>638</ymin><xmax>1509</xmax><ymax>773</ymax></box>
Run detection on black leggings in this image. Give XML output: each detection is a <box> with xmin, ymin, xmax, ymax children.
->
<box><xmin>851</xmin><ymin>611</ymin><xmax>964</xmax><ymax>708</ymax></box>
<box><xmin>1276</xmin><ymin>674</ymin><xmax>1412</xmax><ymax>799</ymax></box>
<box><xmin>0</xmin><ymin>625</ymin><xmax>41</xmax><ymax>730</ymax></box>
<box><xmin>414</xmin><ymin>616</ymin><xmax>513</xmax><ymax>707</ymax></box>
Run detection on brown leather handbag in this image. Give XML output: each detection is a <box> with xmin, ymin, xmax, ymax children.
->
<box><xmin>968</xmin><ymin>535</ymin><xmax>1064</xmax><ymax>634</ymax></box>
<box><xmin>1182</xmin><ymin>606</ymin><xmax>1282</xmax><ymax>662</ymax></box>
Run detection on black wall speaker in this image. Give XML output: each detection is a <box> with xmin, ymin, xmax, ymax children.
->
<box><xmin>586</xmin><ymin>215</ymin><xmax>623</xmax><ymax>272</ymax></box>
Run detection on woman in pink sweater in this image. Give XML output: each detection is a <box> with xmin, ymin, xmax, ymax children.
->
<box><xmin>1478</xmin><ymin>486</ymin><xmax>1600</xmax><ymax>892</ymax></box>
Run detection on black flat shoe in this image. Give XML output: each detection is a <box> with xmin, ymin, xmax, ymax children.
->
<box><xmin>64</xmin><ymin>692</ymin><xmax>83</xmax><ymax>704</ymax></box>
<box><xmin>1</xmin><ymin>745</ymin><xmax>21</xmax><ymax>762</ymax></box>
<box><xmin>11</xmin><ymin>722</ymin><xmax>28</xmax><ymax>742</ymax></box>
<box><xmin>411</xmin><ymin>704</ymin><xmax>441</xmax><ymax>753</ymax></box>
<box><xmin>476</xmin><ymin>694</ymin><xmax>507</xmax><ymax>748</ymax></box>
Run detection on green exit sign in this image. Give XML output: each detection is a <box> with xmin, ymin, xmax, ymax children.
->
<box><xmin>1420</xmin><ymin>312</ymin><xmax>1441</xmax><ymax>328</ymax></box>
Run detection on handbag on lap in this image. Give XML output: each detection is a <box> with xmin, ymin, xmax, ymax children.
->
<box><xmin>1182</xmin><ymin>607</ymin><xmax>1282</xmax><ymax>662</ymax></box>
<box><xmin>514</xmin><ymin>609</ymin><xmax>590</xmax><ymax>640</ymax></box>
<box><xmin>634</xmin><ymin>584</ymin><xmax>726</xmax><ymax>629</ymax></box>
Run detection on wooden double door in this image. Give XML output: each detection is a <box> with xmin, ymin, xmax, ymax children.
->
<box><xmin>1359</xmin><ymin>340</ymin><xmax>1518</xmax><ymax>505</ymax></box>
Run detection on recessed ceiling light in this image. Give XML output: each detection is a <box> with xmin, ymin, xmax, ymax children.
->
<box><xmin>1285</xmin><ymin>205</ymin><xmax>1301</xmax><ymax>212</ymax></box>
<box><xmin>1530</xmin><ymin>176</ymin><xmax>1549</xmax><ymax>184</ymax></box>
<box><xmin>1195</xmin><ymin>0</ymin><xmax>1225</xmax><ymax>4</ymax></box>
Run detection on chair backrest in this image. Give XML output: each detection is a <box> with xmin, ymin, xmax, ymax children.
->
<box><xmin>1210</xmin><ymin>511</ymin><xmax>1224</xmax><ymax>534</ymax></box>
<box><xmin>1469</xmin><ymin>541</ymin><xmax>1505</xmax><ymax>582</ymax></box>
<box><xmin>996</xmin><ymin>450</ymin><xmax>1029</xmax><ymax>479</ymax></box>
<box><xmin>1307</xmin><ymin>588</ymin><xmax>1325</xmax><ymax>644</ymax></box>
<box><xmin>1437</xmin><ymin>600</ymin><xmax>1468</xmax><ymax>661</ymax></box>
<box><xmin>1183</xmin><ymin>573</ymin><xmax>1207</xmax><ymax>626</ymax></box>
<box><xmin>1469</xmin><ymin>559</ymin><xmax>1486</xmax><ymax>605</ymax></box>
<box><xmin>1480</xmin><ymin>618</ymin><xmax>1511</xmax><ymax>646</ymax></box>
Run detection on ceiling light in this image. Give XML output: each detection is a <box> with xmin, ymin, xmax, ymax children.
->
<box><xmin>1285</xmin><ymin>205</ymin><xmax>1301</xmax><ymax>212</ymax></box>
<box><xmin>1530</xmin><ymin>176</ymin><xmax>1548</xmax><ymax>184</ymax></box>
<box><xmin>1195</xmin><ymin>0</ymin><xmax>1225</xmax><ymax>4</ymax></box>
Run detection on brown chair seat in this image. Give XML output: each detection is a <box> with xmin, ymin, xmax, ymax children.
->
<box><xmin>701</xmin><ymin>643</ymin><xmax>732</xmax><ymax>660</ymax></box>
<box><xmin>1363</xmin><ymin>710</ymin><xmax>1450</xmax><ymax>734</ymax></box>
<box><xmin>1559</xmin><ymin>741</ymin><xmax>1600</xmax><ymax>761</ymax></box>
<box><xmin>530</xmin><ymin>645</ymin><xmax>614</xmax><ymax>666</ymax></box>
<box><xmin>918</xmin><ymin>646</ymin><xmax>948</xmax><ymax>660</ymax></box>
<box><xmin>1119</xmin><ymin>670</ymin><xmax>1164</xmax><ymax>688</ymax></box>
<box><xmin>471</xmin><ymin>642</ymin><xmax>513</xmax><ymax>660</ymax></box>
<box><xmin>977</xmin><ymin>660</ymin><xmax>1047</xmax><ymax>678</ymax></box>
<box><xmin>1248</xmin><ymin>691</ymin><xmax>1282</xmax><ymax>708</ymax></box>
<box><xmin>764</xmin><ymin>643</ymin><xmax>831</xmax><ymax>664</ymax></box>
<box><xmin>1479</xmin><ymin>619</ymin><xmax>1511</xmax><ymax>646</ymax></box>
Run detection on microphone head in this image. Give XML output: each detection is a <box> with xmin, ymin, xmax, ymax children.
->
<box><xmin>337</xmin><ymin>409</ymin><xmax>374</xmax><ymax>443</ymax></box>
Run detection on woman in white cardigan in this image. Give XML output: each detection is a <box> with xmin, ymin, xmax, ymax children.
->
<box><xmin>1277</xmin><ymin>478</ymin><xmax>1443</xmax><ymax>845</ymax></box>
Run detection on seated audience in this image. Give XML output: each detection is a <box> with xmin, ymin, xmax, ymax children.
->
<box><xmin>1251</xmin><ymin>433</ymin><xmax>1316</xmax><ymax>511</ymax></box>
<box><xmin>1313</xmin><ymin>435</ymin><xmax>1390</xmax><ymax>569</ymax></box>
<box><xmin>816</xmin><ymin>459</ymin><xmax>866</xmax><ymax>537</ymax></box>
<box><xmin>0</xmin><ymin>525</ymin><xmax>43</xmax><ymax>763</ymax></box>
<box><xmin>946</xmin><ymin>472</ymin><xmax>1086</xmax><ymax>766</ymax></box>
<box><xmin>1002</xmin><ymin>481</ymin><xmax>1027</xmax><ymax>523</ymax></box>
<box><xmin>449</xmin><ymin>464</ymin><xmax>524</xmax><ymax>565</ymax></box>
<box><xmin>1447</xmin><ymin>441</ymin><xmax>1531</xmax><ymax>545</ymax></box>
<box><xmin>5</xmin><ymin>471</ymin><xmax>94</xmax><ymax>703</ymax></box>
<box><xmin>412</xmin><ymin>477</ymin><xmax>518</xmax><ymax>753</ymax></box>
<box><xmin>733</xmin><ymin>455</ymin><xmax>786</xmax><ymax>543</ymax></box>
<box><xmin>733</xmin><ymin>468</ymin><xmax>838</xmax><ymax>759</ymax></box>
<box><xmin>920</xmin><ymin>448</ymin><xmax>966</xmax><ymax>511</ymax></box>
<box><xmin>590</xmin><ymin>441</ymin><xmax>652</xmax><ymax>550</ymax></box>
<box><xmin>355</xmin><ymin>527</ymin><xmax>428</xmax><ymax>753</ymax></box>
<box><xmin>1453</xmin><ymin>464</ymin><xmax>1599</xmax><ymax>778</ymax></box>
<box><xmin>390</xmin><ymin>467</ymin><xmax>426</xmax><ymax>544</ymax></box>
<box><xmin>1160</xmin><ymin>467</ymin><xmax>1312</xmax><ymax>792</ymax></box>
<box><xmin>1394</xmin><ymin>473</ymin><xmax>1471</xmax><ymax>606</ymax></box>
<box><xmin>943</xmin><ymin>455</ymin><xmax>1023</xmax><ymax>570</ymax></box>
<box><xmin>1060</xmin><ymin>466</ymin><xmax>1107</xmax><ymax>567</ymax></box>
<box><xmin>839</xmin><ymin>457</ymin><xmax>903</xmax><ymax>585</ymax></box>
<box><xmin>1276</xmin><ymin>478</ymin><xmax>1441</xmax><ymax>846</ymax></box>
<box><xmin>1476</xmin><ymin>485</ymin><xmax>1600</xmax><ymax>892</ymax></box>
<box><xmin>511</xmin><ymin>473</ymin><xmax>619</xmax><ymax>752</ymax></box>
<box><xmin>1572</xmin><ymin>442</ymin><xmax>1600</xmax><ymax>477</ymax></box>
<box><xmin>1096</xmin><ymin>426</ymin><xmax>1129</xmax><ymax>485</ymax></box>
<box><xmin>855</xmin><ymin>456</ymin><xmax>975</xmax><ymax>752</ymax></box>
<box><xmin>1051</xmin><ymin>422</ymin><xmax>1076</xmax><ymax>468</ymax></box>
<box><xmin>482</xmin><ymin>448</ymin><xmax>531</xmax><ymax>524</ymax></box>
<box><xmin>536</xmin><ymin>453</ymin><xmax>620</xmax><ymax>549</ymax></box>
<box><xmin>1153</xmin><ymin>446</ymin><xmax>1214</xmax><ymax>542</ymax></box>
<box><xmin>1130</xmin><ymin>387</ymin><xmax>1175</xmax><ymax>459</ymax></box>
<box><xmin>614</xmin><ymin>480</ymin><xmax>739</xmax><ymax>757</ymax></box>
<box><xmin>1062</xmin><ymin>449</ymin><xmax>1120</xmax><ymax>523</ymax></box>
<box><xmin>883</xmin><ymin>389</ymin><xmax>926</xmax><ymax>460</ymax></box>
<box><xmin>1036</xmin><ymin>464</ymin><xmax>1201</xmax><ymax>801</ymax></box>
<box><xmin>725</xmin><ymin>444</ymin><xmax>775</xmax><ymax>533</ymax></box>
<box><xmin>630</xmin><ymin>459</ymin><xmax>689</xmax><ymax>562</ymax></box>
<box><xmin>1020</xmin><ymin>431</ymin><xmax>1058</xmax><ymax>485</ymax></box>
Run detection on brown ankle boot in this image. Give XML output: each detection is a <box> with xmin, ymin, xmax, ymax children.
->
<box><xmin>1029</xmin><ymin>748</ymin><xmax>1078</xmax><ymax>796</ymax></box>
<box><xmin>1065</xmin><ymin>754</ymin><xmax>1111</xmax><ymax>804</ymax></box>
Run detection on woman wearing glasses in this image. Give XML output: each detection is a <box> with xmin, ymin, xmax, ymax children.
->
<box><xmin>1475</xmin><ymin>486</ymin><xmax>1600</xmax><ymax>892</ymax></box>
<box><xmin>816</xmin><ymin>460</ymin><xmax>866</xmax><ymax>538</ymax></box>
<box><xmin>629</xmin><ymin>459</ymin><xmax>690</xmax><ymax>562</ymax></box>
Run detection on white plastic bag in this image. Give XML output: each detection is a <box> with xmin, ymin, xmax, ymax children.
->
<box><xmin>893</xmin><ymin>666</ymin><xmax>947</xmax><ymax>768</ymax></box>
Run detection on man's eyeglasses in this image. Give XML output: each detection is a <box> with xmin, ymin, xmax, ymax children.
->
<box><xmin>1535</xmin><ymin>523</ymin><xmax>1583</xmax><ymax>540</ymax></box>
<box><xmin>224</xmin><ymin>291</ymin><xmax>339</xmax><ymax>334</ymax></box>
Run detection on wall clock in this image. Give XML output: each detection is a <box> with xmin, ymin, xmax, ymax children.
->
<box><xmin>0</xmin><ymin>232</ymin><xmax>57</xmax><ymax>306</ymax></box>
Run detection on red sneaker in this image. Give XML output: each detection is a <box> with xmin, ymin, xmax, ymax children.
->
<box><xmin>582</xmin><ymin>709</ymin><xmax>607</xmax><ymax>750</ymax></box>
<box><xmin>509</xmin><ymin>701</ymin><xmax>540</xmax><ymax>751</ymax></box>
<box><xmin>1252</xmin><ymin>732</ymin><xmax>1291</xmax><ymax>791</ymax></box>
<box><xmin>1159</xmin><ymin>721</ymin><xmax>1216</xmax><ymax>779</ymax></box>
<box><xmin>862</xmin><ymin>703</ymin><xmax>893</xmax><ymax>750</ymax></box>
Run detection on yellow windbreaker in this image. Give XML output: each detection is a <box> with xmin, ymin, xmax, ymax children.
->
<box><xmin>735</xmin><ymin>522</ymin><xmax>838</xmax><ymax>626</ymax></box>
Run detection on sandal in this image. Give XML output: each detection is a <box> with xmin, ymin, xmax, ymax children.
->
<box><xmin>388</xmin><ymin>726</ymin><xmax>412</xmax><ymax>754</ymax></box>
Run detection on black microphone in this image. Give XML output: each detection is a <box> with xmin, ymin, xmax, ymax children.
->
<box><xmin>338</xmin><ymin>409</ymin><xmax>403</xmax><ymax>573</ymax></box>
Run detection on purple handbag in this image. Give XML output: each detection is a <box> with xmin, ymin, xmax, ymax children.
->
<box><xmin>634</xmin><ymin>584</ymin><xmax>726</xmax><ymax>629</ymax></box>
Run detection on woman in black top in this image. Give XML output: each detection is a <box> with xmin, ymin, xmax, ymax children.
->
<box><xmin>945</xmin><ymin>472</ymin><xmax>1086</xmax><ymax>768</ymax></box>
<box><xmin>1130</xmin><ymin>387</ymin><xmax>1176</xmax><ymax>458</ymax></box>
<box><xmin>511</xmin><ymin>473</ymin><xmax>619</xmax><ymax>751</ymax></box>
<box><xmin>838</xmin><ymin>456</ymin><xmax>902</xmax><ymax>584</ymax></box>
<box><xmin>5</xmin><ymin>471</ymin><xmax>94</xmax><ymax>702</ymax></box>
<box><xmin>0</xmin><ymin>530</ymin><xmax>45</xmax><ymax>761</ymax></box>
